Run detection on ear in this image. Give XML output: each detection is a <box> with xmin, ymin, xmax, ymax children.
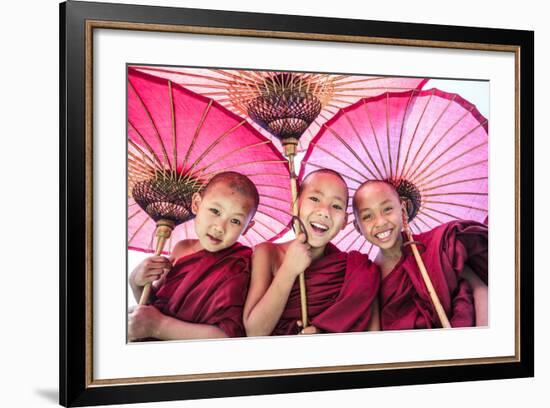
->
<box><xmin>191</xmin><ymin>192</ymin><xmax>202</xmax><ymax>215</ymax></box>
<box><xmin>342</xmin><ymin>212</ymin><xmax>349</xmax><ymax>232</ymax></box>
<box><xmin>400</xmin><ymin>201</ymin><xmax>408</xmax><ymax>225</ymax></box>
<box><xmin>353</xmin><ymin>217</ymin><xmax>361</xmax><ymax>234</ymax></box>
<box><xmin>242</xmin><ymin>219</ymin><xmax>255</xmax><ymax>236</ymax></box>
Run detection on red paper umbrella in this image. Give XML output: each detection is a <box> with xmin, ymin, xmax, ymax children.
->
<box><xmin>127</xmin><ymin>68</ymin><xmax>292</xmax><ymax>258</ymax></box>
<box><xmin>131</xmin><ymin>66</ymin><xmax>428</xmax><ymax>152</ymax></box>
<box><xmin>301</xmin><ymin>88</ymin><xmax>489</xmax><ymax>259</ymax></box>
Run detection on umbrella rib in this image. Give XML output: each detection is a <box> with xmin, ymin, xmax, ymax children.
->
<box><xmin>304</xmin><ymin>161</ymin><xmax>364</xmax><ymax>186</ymax></box>
<box><xmin>128</xmin><ymin>79</ymin><xmax>172</xmax><ymax>174</ymax></box>
<box><xmin>128</xmin><ymin>155</ymin><xmax>156</xmax><ymax>176</ymax></box>
<box><xmin>362</xmin><ymin>99</ymin><xmax>389</xmax><ymax>179</ymax></box>
<box><xmin>385</xmin><ymin>94</ymin><xmax>393</xmax><ymax>179</ymax></box>
<box><xmin>334</xmin><ymin>226</ymin><xmax>357</xmax><ymax>246</ymax></box>
<box><xmin>420</xmin><ymin>176</ymin><xmax>488</xmax><ymax>192</ymax></box>
<box><xmin>254</xmin><ymin>183</ymin><xmax>291</xmax><ymax>192</ymax></box>
<box><xmin>248</xmin><ymin>225</ymin><xmax>270</xmax><ymax>243</ymax></box>
<box><xmin>128</xmin><ymin>140</ymin><xmax>161</xmax><ymax>177</ymax></box>
<box><xmin>251</xmin><ymin>216</ymin><xmax>279</xmax><ymax>235</ymax></box>
<box><xmin>423</xmin><ymin>191</ymin><xmax>488</xmax><ymax>198</ymax></box>
<box><xmin>414</xmin><ymin>214</ymin><xmax>432</xmax><ymax>230</ymax></box>
<box><xmin>197</xmin><ymin>159</ymin><xmax>287</xmax><ymax>180</ymax></box>
<box><xmin>179</xmin><ymin>100</ymin><xmax>213</xmax><ymax>179</ymax></box>
<box><xmin>330</xmin><ymin>76</ymin><xmax>384</xmax><ymax>86</ymax></box>
<box><xmin>128</xmin><ymin>209</ymin><xmax>142</xmax><ymax>220</ymax></box>
<box><xmin>257</xmin><ymin>203</ymin><xmax>293</xmax><ymax>218</ymax></box>
<box><xmin>414</xmin><ymin>139</ymin><xmax>487</xmax><ymax>184</ymax></box>
<box><xmin>169</xmin><ymin>81</ymin><xmax>178</xmax><ymax>179</ymax></box>
<box><xmin>259</xmin><ymin>193</ymin><xmax>293</xmax><ymax>204</ymax></box>
<box><xmin>128</xmin><ymin>122</ymin><xmax>164</xmax><ymax>171</ymax></box>
<box><xmin>416</xmin><ymin>158</ymin><xmax>487</xmax><ymax>187</ymax></box>
<box><xmin>343</xmin><ymin>109</ymin><xmax>385</xmax><ymax>179</ymax></box>
<box><xmin>191</xmin><ymin>140</ymin><xmax>273</xmax><ymax>176</ymax></box>
<box><xmin>417</xmin><ymin>209</ymin><xmax>444</xmax><ymax>224</ymax></box>
<box><xmin>400</xmin><ymin>90</ymin><xmax>435</xmax><ymax>180</ymax></box>
<box><xmin>344</xmin><ymin>232</ymin><xmax>363</xmax><ymax>252</ymax></box>
<box><xmin>404</xmin><ymin>93</ymin><xmax>455</xmax><ymax>180</ymax></box>
<box><xmin>255</xmin><ymin>210</ymin><xmax>288</xmax><ymax>228</ymax></box>
<box><xmin>423</xmin><ymin>200</ymin><xmax>487</xmax><ymax>213</ymax></box>
<box><xmin>184</xmin><ymin>119</ymin><xmax>248</xmax><ymax>179</ymax></box>
<box><xmin>407</xmin><ymin>106</ymin><xmax>476</xmax><ymax>181</ymax></box>
<box><xmin>323</xmin><ymin>123</ymin><xmax>380</xmax><ymax>180</ymax></box>
<box><xmin>422</xmin><ymin>205</ymin><xmax>464</xmax><ymax>221</ymax></box>
<box><xmin>128</xmin><ymin>216</ymin><xmax>151</xmax><ymax>246</ymax></box>
<box><xmin>304</xmin><ymin>145</ymin><xmax>368</xmax><ymax>182</ymax></box>
<box><xmin>136</xmin><ymin>67</ymin><xmax>237</xmax><ymax>85</ymax></box>
<box><xmin>240</xmin><ymin>171</ymin><xmax>292</xmax><ymax>179</ymax></box>
<box><xmin>357</xmin><ymin>236</ymin><xmax>369</xmax><ymax>253</ymax></box>
<box><xmin>396</xmin><ymin>90</ymin><xmax>417</xmax><ymax>177</ymax></box>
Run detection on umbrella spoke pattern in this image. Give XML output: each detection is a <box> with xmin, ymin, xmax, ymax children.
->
<box><xmin>128</xmin><ymin>68</ymin><xmax>293</xmax><ymax>254</ymax></box>
<box><xmin>130</xmin><ymin>65</ymin><xmax>428</xmax><ymax>152</ymax></box>
<box><xmin>301</xmin><ymin>88</ymin><xmax>489</xmax><ymax>257</ymax></box>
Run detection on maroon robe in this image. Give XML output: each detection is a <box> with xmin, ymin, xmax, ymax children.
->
<box><xmin>153</xmin><ymin>243</ymin><xmax>251</xmax><ymax>337</ymax></box>
<box><xmin>380</xmin><ymin>220</ymin><xmax>488</xmax><ymax>330</ymax></box>
<box><xmin>273</xmin><ymin>243</ymin><xmax>380</xmax><ymax>335</ymax></box>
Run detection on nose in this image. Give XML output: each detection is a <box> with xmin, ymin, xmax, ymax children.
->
<box><xmin>315</xmin><ymin>205</ymin><xmax>329</xmax><ymax>219</ymax></box>
<box><xmin>212</xmin><ymin>221</ymin><xmax>225</xmax><ymax>236</ymax></box>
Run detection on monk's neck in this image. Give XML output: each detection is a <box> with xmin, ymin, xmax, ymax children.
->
<box><xmin>377</xmin><ymin>235</ymin><xmax>403</xmax><ymax>277</ymax></box>
<box><xmin>310</xmin><ymin>245</ymin><xmax>326</xmax><ymax>261</ymax></box>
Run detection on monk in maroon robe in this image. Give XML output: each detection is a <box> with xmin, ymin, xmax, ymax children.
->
<box><xmin>128</xmin><ymin>172</ymin><xmax>259</xmax><ymax>341</ymax></box>
<box><xmin>353</xmin><ymin>180</ymin><xmax>488</xmax><ymax>330</ymax></box>
<box><xmin>273</xmin><ymin>243</ymin><xmax>380</xmax><ymax>335</ymax></box>
<box><xmin>153</xmin><ymin>243</ymin><xmax>251</xmax><ymax>337</ymax></box>
<box><xmin>379</xmin><ymin>221</ymin><xmax>487</xmax><ymax>330</ymax></box>
<box><xmin>244</xmin><ymin>170</ymin><xmax>381</xmax><ymax>337</ymax></box>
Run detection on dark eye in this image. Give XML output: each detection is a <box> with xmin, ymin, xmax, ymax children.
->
<box><xmin>209</xmin><ymin>208</ymin><xmax>220</xmax><ymax>215</ymax></box>
<box><xmin>384</xmin><ymin>207</ymin><xmax>393</xmax><ymax>213</ymax></box>
<box><xmin>362</xmin><ymin>214</ymin><xmax>372</xmax><ymax>221</ymax></box>
<box><xmin>309</xmin><ymin>196</ymin><xmax>319</xmax><ymax>202</ymax></box>
<box><xmin>332</xmin><ymin>204</ymin><xmax>343</xmax><ymax>210</ymax></box>
<box><xmin>231</xmin><ymin>219</ymin><xmax>241</xmax><ymax>225</ymax></box>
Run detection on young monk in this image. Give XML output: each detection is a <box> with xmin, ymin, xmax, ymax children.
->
<box><xmin>243</xmin><ymin>169</ymin><xmax>380</xmax><ymax>336</ymax></box>
<box><xmin>352</xmin><ymin>180</ymin><xmax>488</xmax><ymax>330</ymax></box>
<box><xmin>128</xmin><ymin>171</ymin><xmax>258</xmax><ymax>341</ymax></box>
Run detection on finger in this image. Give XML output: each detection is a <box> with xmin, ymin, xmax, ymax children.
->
<box><xmin>296</xmin><ymin>320</ymin><xmax>303</xmax><ymax>328</ymax></box>
<box><xmin>296</xmin><ymin>232</ymin><xmax>307</xmax><ymax>243</ymax></box>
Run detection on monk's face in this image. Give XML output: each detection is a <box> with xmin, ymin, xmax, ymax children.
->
<box><xmin>353</xmin><ymin>182</ymin><xmax>405</xmax><ymax>252</ymax></box>
<box><xmin>191</xmin><ymin>183</ymin><xmax>255</xmax><ymax>252</ymax></box>
<box><xmin>298</xmin><ymin>172</ymin><xmax>348</xmax><ymax>248</ymax></box>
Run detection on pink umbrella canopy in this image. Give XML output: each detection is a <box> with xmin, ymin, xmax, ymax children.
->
<box><xmin>130</xmin><ymin>65</ymin><xmax>428</xmax><ymax>152</ymax></box>
<box><xmin>127</xmin><ymin>68</ymin><xmax>293</xmax><ymax>254</ymax></box>
<box><xmin>301</xmin><ymin>88</ymin><xmax>489</xmax><ymax>257</ymax></box>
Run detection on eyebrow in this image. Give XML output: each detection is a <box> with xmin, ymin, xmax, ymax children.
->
<box><xmin>310</xmin><ymin>189</ymin><xmax>347</xmax><ymax>203</ymax></box>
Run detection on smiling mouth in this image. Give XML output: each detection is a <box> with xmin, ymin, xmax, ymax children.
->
<box><xmin>310</xmin><ymin>221</ymin><xmax>329</xmax><ymax>235</ymax></box>
<box><xmin>375</xmin><ymin>229</ymin><xmax>392</xmax><ymax>241</ymax></box>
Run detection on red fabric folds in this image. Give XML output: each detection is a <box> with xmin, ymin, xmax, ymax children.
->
<box><xmin>380</xmin><ymin>220</ymin><xmax>488</xmax><ymax>330</ymax></box>
<box><xmin>273</xmin><ymin>243</ymin><xmax>380</xmax><ymax>335</ymax></box>
<box><xmin>153</xmin><ymin>243</ymin><xmax>251</xmax><ymax>337</ymax></box>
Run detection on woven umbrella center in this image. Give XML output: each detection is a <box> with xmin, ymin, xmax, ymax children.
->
<box><xmin>132</xmin><ymin>172</ymin><xmax>204</xmax><ymax>225</ymax></box>
<box><xmin>387</xmin><ymin>178</ymin><xmax>422</xmax><ymax>222</ymax></box>
<box><xmin>246</xmin><ymin>73</ymin><xmax>322</xmax><ymax>141</ymax></box>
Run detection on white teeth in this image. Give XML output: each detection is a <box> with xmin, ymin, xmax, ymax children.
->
<box><xmin>376</xmin><ymin>230</ymin><xmax>391</xmax><ymax>239</ymax></box>
<box><xmin>310</xmin><ymin>222</ymin><xmax>329</xmax><ymax>231</ymax></box>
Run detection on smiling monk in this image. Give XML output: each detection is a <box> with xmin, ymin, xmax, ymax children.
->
<box><xmin>243</xmin><ymin>169</ymin><xmax>380</xmax><ymax>336</ymax></box>
<box><xmin>128</xmin><ymin>171</ymin><xmax>258</xmax><ymax>341</ymax></box>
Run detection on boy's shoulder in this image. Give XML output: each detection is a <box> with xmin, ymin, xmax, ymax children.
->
<box><xmin>171</xmin><ymin>239</ymin><xmax>200</xmax><ymax>261</ymax></box>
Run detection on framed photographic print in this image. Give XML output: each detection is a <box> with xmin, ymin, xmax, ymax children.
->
<box><xmin>60</xmin><ymin>0</ymin><xmax>534</xmax><ymax>406</ymax></box>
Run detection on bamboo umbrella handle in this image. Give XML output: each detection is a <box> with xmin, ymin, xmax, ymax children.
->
<box><xmin>138</xmin><ymin>220</ymin><xmax>174</xmax><ymax>305</ymax></box>
<box><xmin>284</xmin><ymin>140</ymin><xmax>309</xmax><ymax>328</ymax></box>
<box><xmin>404</xmin><ymin>228</ymin><xmax>451</xmax><ymax>328</ymax></box>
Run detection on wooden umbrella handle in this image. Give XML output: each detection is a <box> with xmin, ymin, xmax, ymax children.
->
<box><xmin>405</xmin><ymin>232</ymin><xmax>451</xmax><ymax>328</ymax></box>
<box><xmin>138</xmin><ymin>220</ymin><xmax>174</xmax><ymax>305</ymax></box>
<box><xmin>285</xmin><ymin>140</ymin><xmax>309</xmax><ymax>328</ymax></box>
